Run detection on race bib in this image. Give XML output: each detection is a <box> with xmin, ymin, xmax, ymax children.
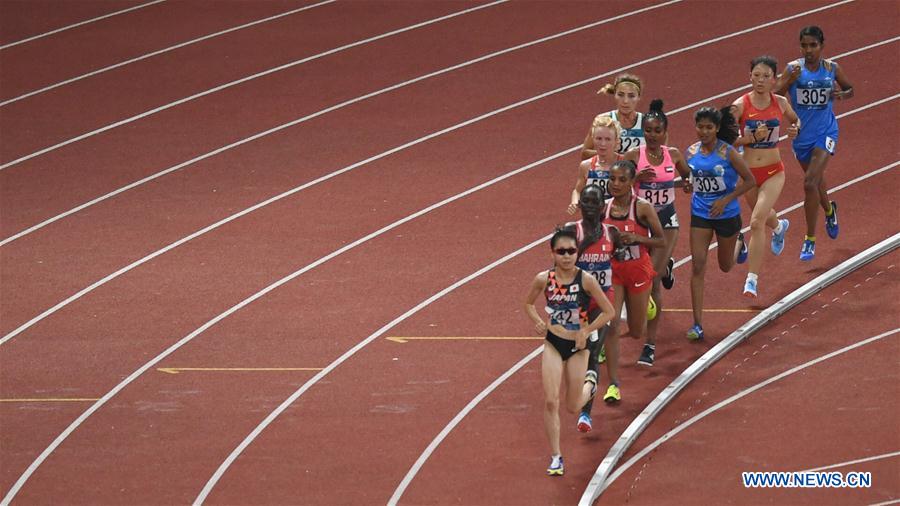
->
<box><xmin>587</xmin><ymin>173</ymin><xmax>610</xmax><ymax>198</ymax></box>
<box><xmin>618</xmin><ymin>135</ymin><xmax>642</xmax><ymax>154</ymax></box>
<box><xmin>549</xmin><ymin>307</ymin><xmax>581</xmax><ymax>329</ymax></box>
<box><xmin>586</xmin><ymin>267</ymin><xmax>613</xmax><ymax>291</ymax></box>
<box><xmin>693</xmin><ymin>175</ymin><xmax>726</xmax><ymax>194</ymax></box>
<box><xmin>797</xmin><ymin>87</ymin><xmax>831</xmax><ymax>107</ymax></box>
<box><xmin>640</xmin><ymin>187</ymin><xmax>675</xmax><ymax>208</ymax></box>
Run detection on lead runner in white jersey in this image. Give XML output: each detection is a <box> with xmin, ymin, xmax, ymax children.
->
<box><xmin>581</xmin><ymin>73</ymin><xmax>645</xmax><ymax>159</ymax></box>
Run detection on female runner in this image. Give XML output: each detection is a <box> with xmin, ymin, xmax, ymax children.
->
<box><xmin>686</xmin><ymin>106</ymin><xmax>756</xmax><ymax>340</ymax></box>
<box><xmin>568</xmin><ymin>116</ymin><xmax>621</xmax><ymax>215</ymax></box>
<box><xmin>732</xmin><ymin>55</ymin><xmax>800</xmax><ymax>297</ymax></box>
<box><xmin>524</xmin><ymin>227</ymin><xmax>615</xmax><ymax>476</ymax></box>
<box><xmin>581</xmin><ymin>73</ymin><xmax>645</xmax><ymax>159</ymax></box>
<box><xmin>622</xmin><ymin>99</ymin><xmax>691</xmax><ymax>366</ymax></box>
<box><xmin>603</xmin><ymin>161</ymin><xmax>665</xmax><ymax>366</ymax></box>
<box><xmin>569</xmin><ymin>185</ymin><xmax>617</xmax><ymax>432</ymax></box>
<box><xmin>776</xmin><ymin>26</ymin><xmax>854</xmax><ymax>261</ymax></box>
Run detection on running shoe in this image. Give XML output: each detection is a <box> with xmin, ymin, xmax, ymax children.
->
<box><xmin>799</xmin><ymin>239</ymin><xmax>816</xmax><ymax>261</ymax></box>
<box><xmin>686</xmin><ymin>323</ymin><xmax>704</xmax><ymax>341</ymax></box>
<box><xmin>825</xmin><ymin>201</ymin><xmax>839</xmax><ymax>239</ymax></box>
<box><xmin>603</xmin><ymin>384</ymin><xmax>621</xmax><ymax>403</ymax></box>
<box><xmin>547</xmin><ymin>455</ymin><xmax>564</xmax><ymax>476</ymax></box>
<box><xmin>771</xmin><ymin>218</ymin><xmax>789</xmax><ymax>256</ymax></box>
<box><xmin>637</xmin><ymin>344</ymin><xmax>655</xmax><ymax>366</ymax></box>
<box><xmin>576</xmin><ymin>412</ymin><xmax>593</xmax><ymax>433</ymax></box>
<box><xmin>661</xmin><ymin>257</ymin><xmax>675</xmax><ymax>289</ymax></box>
<box><xmin>743</xmin><ymin>277</ymin><xmax>758</xmax><ymax>298</ymax></box>
<box><xmin>736</xmin><ymin>232</ymin><xmax>748</xmax><ymax>264</ymax></box>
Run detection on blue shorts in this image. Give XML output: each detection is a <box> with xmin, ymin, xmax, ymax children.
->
<box><xmin>793</xmin><ymin>129</ymin><xmax>838</xmax><ymax>164</ymax></box>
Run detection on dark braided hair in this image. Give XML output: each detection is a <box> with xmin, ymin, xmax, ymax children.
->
<box><xmin>694</xmin><ymin>106</ymin><xmax>740</xmax><ymax>145</ymax></box>
<box><xmin>645</xmin><ymin>99</ymin><xmax>667</xmax><ymax>129</ymax></box>
<box><xmin>610</xmin><ymin>159</ymin><xmax>637</xmax><ymax>179</ymax></box>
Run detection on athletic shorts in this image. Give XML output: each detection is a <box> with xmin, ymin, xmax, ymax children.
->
<box><xmin>793</xmin><ymin>129</ymin><xmax>838</xmax><ymax>164</ymax></box>
<box><xmin>545</xmin><ymin>331</ymin><xmax>581</xmax><ymax>361</ymax></box>
<box><xmin>611</xmin><ymin>256</ymin><xmax>656</xmax><ymax>294</ymax></box>
<box><xmin>656</xmin><ymin>204</ymin><xmax>679</xmax><ymax>229</ymax></box>
<box><xmin>691</xmin><ymin>214</ymin><xmax>742</xmax><ymax>238</ymax></box>
<box><xmin>750</xmin><ymin>161</ymin><xmax>784</xmax><ymax>187</ymax></box>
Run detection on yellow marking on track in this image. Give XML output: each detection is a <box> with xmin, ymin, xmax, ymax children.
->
<box><xmin>386</xmin><ymin>336</ymin><xmax>540</xmax><ymax>344</ymax></box>
<box><xmin>0</xmin><ymin>398</ymin><xmax>100</xmax><ymax>403</ymax></box>
<box><xmin>663</xmin><ymin>308</ymin><xmax>760</xmax><ymax>313</ymax></box>
<box><xmin>157</xmin><ymin>367</ymin><xmax>323</xmax><ymax>375</ymax></box>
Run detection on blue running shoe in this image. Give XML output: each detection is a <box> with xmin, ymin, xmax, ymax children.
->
<box><xmin>825</xmin><ymin>201</ymin><xmax>839</xmax><ymax>239</ymax></box>
<box><xmin>743</xmin><ymin>277</ymin><xmax>758</xmax><ymax>298</ymax></box>
<box><xmin>736</xmin><ymin>232</ymin><xmax>748</xmax><ymax>264</ymax></box>
<box><xmin>686</xmin><ymin>324</ymin><xmax>704</xmax><ymax>341</ymax></box>
<box><xmin>800</xmin><ymin>239</ymin><xmax>816</xmax><ymax>261</ymax></box>
<box><xmin>771</xmin><ymin>219</ymin><xmax>789</xmax><ymax>256</ymax></box>
<box><xmin>577</xmin><ymin>412</ymin><xmax>593</xmax><ymax>433</ymax></box>
<box><xmin>547</xmin><ymin>455</ymin><xmax>564</xmax><ymax>476</ymax></box>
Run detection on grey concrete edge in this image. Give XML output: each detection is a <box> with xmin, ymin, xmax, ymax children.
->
<box><xmin>579</xmin><ymin>231</ymin><xmax>900</xmax><ymax>506</ymax></box>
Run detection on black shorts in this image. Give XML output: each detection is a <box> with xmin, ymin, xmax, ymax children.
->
<box><xmin>545</xmin><ymin>331</ymin><xmax>582</xmax><ymax>361</ymax></box>
<box><xmin>691</xmin><ymin>214</ymin><xmax>742</xmax><ymax>238</ymax></box>
<box><xmin>656</xmin><ymin>204</ymin><xmax>679</xmax><ymax>229</ymax></box>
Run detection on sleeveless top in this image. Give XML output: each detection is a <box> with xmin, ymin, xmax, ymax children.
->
<box><xmin>544</xmin><ymin>269</ymin><xmax>589</xmax><ymax>331</ymax></box>
<box><xmin>573</xmin><ymin>220</ymin><xmax>614</xmax><ymax>294</ymax></box>
<box><xmin>602</xmin><ymin>194</ymin><xmax>650</xmax><ymax>261</ymax></box>
<box><xmin>739</xmin><ymin>92</ymin><xmax>783</xmax><ymax>149</ymax></box>
<box><xmin>788</xmin><ymin>58</ymin><xmax>838</xmax><ymax>140</ymax></box>
<box><xmin>608</xmin><ymin>110</ymin><xmax>645</xmax><ymax>154</ymax></box>
<box><xmin>634</xmin><ymin>145</ymin><xmax>676</xmax><ymax>212</ymax></box>
<box><xmin>687</xmin><ymin>140</ymin><xmax>741</xmax><ymax>219</ymax></box>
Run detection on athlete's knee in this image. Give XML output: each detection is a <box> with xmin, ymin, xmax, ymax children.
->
<box><xmin>803</xmin><ymin>174</ymin><xmax>822</xmax><ymax>192</ymax></box>
<box><xmin>691</xmin><ymin>257</ymin><xmax>706</xmax><ymax>277</ymax></box>
<box><xmin>545</xmin><ymin>397</ymin><xmax>559</xmax><ymax>413</ymax></box>
<box><xmin>750</xmin><ymin>212</ymin><xmax>767</xmax><ymax>231</ymax></box>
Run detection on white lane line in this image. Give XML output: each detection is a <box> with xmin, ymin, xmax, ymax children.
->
<box><xmin>387</xmin><ymin>161</ymin><xmax>899</xmax><ymax>504</ymax></box>
<box><xmin>387</xmin><ymin>344</ymin><xmax>544</xmax><ymax>506</ymax></box>
<box><xmin>0</xmin><ymin>7</ymin><xmax>878</xmax><ymax>499</ymax></box>
<box><xmin>0</xmin><ymin>0</ymin><xmax>336</xmax><ymax>107</ymax></box>
<box><xmin>4</xmin><ymin>2</ymin><xmax>877</xmax><ymax>250</ymax></box>
<box><xmin>871</xmin><ymin>499</ymin><xmax>900</xmax><ymax>506</ymax></box>
<box><xmin>0</xmin><ymin>0</ymin><xmax>166</xmax><ymax>50</ymax></box>
<box><xmin>602</xmin><ymin>328</ymin><xmax>900</xmax><ymax>490</ymax></box>
<box><xmin>802</xmin><ymin>451</ymin><xmax>900</xmax><ymax>473</ymax></box>
<box><xmin>0</xmin><ymin>0</ymin><xmax>683</xmax><ymax>245</ymax></box>
<box><xmin>4</xmin><ymin>5</ymin><xmax>880</xmax><ymax>350</ymax></box>
<box><xmin>2</xmin><ymin>65</ymin><xmax>893</xmax><ymax>351</ymax></box>
<box><xmin>0</xmin><ymin>0</ymin><xmax>509</xmax><ymax>170</ymax></box>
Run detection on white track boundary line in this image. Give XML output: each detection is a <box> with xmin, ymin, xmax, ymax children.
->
<box><xmin>389</xmin><ymin>162</ymin><xmax>899</xmax><ymax>505</ymax></box>
<box><xmin>0</xmin><ymin>0</ymin><xmax>851</xmax><ymax>173</ymax></box>
<box><xmin>1</xmin><ymin>73</ymin><xmax>892</xmax><ymax>352</ymax></box>
<box><xmin>584</xmin><ymin>234</ymin><xmax>900</xmax><ymax>504</ymax></box>
<box><xmin>0</xmin><ymin>10</ymin><xmax>880</xmax><ymax>501</ymax></box>
<box><xmin>0</xmin><ymin>0</ymin><xmax>336</xmax><ymax>107</ymax></box>
<box><xmin>0</xmin><ymin>0</ymin><xmax>684</xmax><ymax>243</ymax></box>
<box><xmin>4</xmin><ymin>4</ymin><xmax>878</xmax><ymax>250</ymax></box>
<box><xmin>597</xmin><ymin>324</ymin><xmax>899</xmax><ymax>498</ymax></box>
<box><xmin>0</xmin><ymin>0</ymin><xmax>166</xmax><ymax>50</ymax></box>
<box><xmin>803</xmin><ymin>451</ymin><xmax>900</xmax><ymax>473</ymax></box>
<box><xmin>871</xmin><ymin>499</ymin><xmax>900</xmax><ymax>506</ymax></box>
<box><xmin>0</xmin><ymin>0</ymin><xmax>509</xmax><ymax>170</ymax></box>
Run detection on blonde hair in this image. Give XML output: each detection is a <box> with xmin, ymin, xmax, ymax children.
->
<box><xmin>597</xmin><ymin>73</ymin><xmax>643</xmax><ymax>96</ymax></box>
<box><xmin>591</xmin><ymin>114</ymin><xmax>621</xmax><ymax>139</ymax></box>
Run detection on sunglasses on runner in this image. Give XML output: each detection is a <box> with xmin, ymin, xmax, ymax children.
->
<box><xmin>554</xmin><ymin>247</ymin><xmax>578</xmax><ymax>256</ymax></box>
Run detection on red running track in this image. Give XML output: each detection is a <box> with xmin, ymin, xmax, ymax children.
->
<box><xmin>600</xmin><ymin>252</ymin><xmax>899</xmax><ymax>505</ymax></box>
<box><xmin>0</xmin><ymin>1</ymin><xmax>898</xmax><ymax>504</ymax></box>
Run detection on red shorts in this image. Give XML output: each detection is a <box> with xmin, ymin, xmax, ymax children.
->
<box><xmin>611</xmin><ymin>256</ymin><xmax>656</xmax><ymax>294</ymax></box>
<box><xmin>750</xmin><ymin>161</ymin><xmax>784</xmax><ymax>187</ymax></box>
